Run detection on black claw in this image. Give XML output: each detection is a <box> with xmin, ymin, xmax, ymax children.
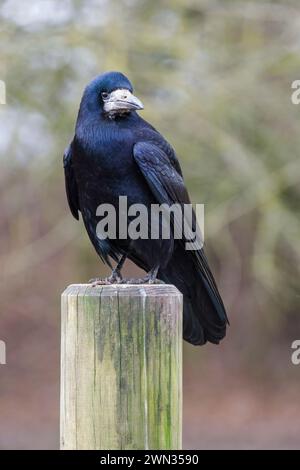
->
<box><xmin>89</xmin><ymin>273</ymin><xmax>122</xmax><ymax>286</ymax></box>
<box><xmin>89</xmin><ymin>273</ymin><xmax>164</xmax><ymax>286</ymax></box>
<box><xmin>117</xmin><ymin>277</ymin><xmax>164</xmax><ymax>285</ymax></box>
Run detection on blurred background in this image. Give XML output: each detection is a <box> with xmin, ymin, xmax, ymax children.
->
<box><xmin>0</xmin><ymin>0</ymin><xmax>300</xmax><ymax>450</ymax></box>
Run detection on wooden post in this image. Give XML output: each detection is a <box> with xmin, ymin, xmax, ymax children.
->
<box><xmin>60</xmin><ymin>284</ymin><xmax>182</xmax><ymax>450</ymax></box>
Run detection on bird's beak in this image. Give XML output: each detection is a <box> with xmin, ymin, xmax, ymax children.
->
<box><xmin>103</xmin><ymin>89</ymin><xmax>144</xmax><ymax>114</ymax></box>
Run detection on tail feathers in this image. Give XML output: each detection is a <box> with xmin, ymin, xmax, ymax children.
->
<box><xmin>191</xmin><ymin>276</ymin><xmax>227</xmax><ymax>344</ymax></box>
<box><xmin>182</xmin><ymin>299</ymin><xmax>206</xmax><ymax>345</ymax></box>
<box><xmin>180</xmin><ymin>283</ymin><xmax>227</xmax><ymax>345</ymax></box>
<box><xmin>160</xmin><ymin>250</ymin><xmax>228</xmax><ymax>346</ymax></box>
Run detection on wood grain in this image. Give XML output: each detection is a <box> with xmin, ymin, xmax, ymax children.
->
<box><xmin>60</xmin><ymin>284</ymin><xmax>182</xmax><ymax>450</ymax></box>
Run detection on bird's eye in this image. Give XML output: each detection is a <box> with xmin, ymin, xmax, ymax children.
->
<box><xmin>101</xmin><ymin>92</ymin><xmax>109</xmax><ymax>101</ymax></box>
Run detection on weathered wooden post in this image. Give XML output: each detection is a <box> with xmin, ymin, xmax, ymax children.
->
<box><xmin>60</xmin><ymin>284</ymin><xmax>182</xmax><ymax>450</ymax></box>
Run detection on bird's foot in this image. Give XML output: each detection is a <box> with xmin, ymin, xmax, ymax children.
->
<box><xmin>118</xmin><ymin>265</ymin><xmax>162</xmax><ymax>284</ymax></box>
<box><xmin>118</xmin><ymin>276</ymin><xmax>164</xmax><ymax>285</ymax></box>
<box><xmin>89</xmin><ymin>269</ymin><xmax>122</xmax><ymax>286</ymax></box>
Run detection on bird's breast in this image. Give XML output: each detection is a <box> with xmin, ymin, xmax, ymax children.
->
<box><xmin>73</xmin><ymin>131</ymin><xmax>152</xmax><ymax>209</ymax></box>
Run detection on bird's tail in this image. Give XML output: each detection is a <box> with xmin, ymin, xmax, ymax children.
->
<box><xmin>159</xmin><ymin>248</ymin><xmax>228</xmax><ymax>345</ymax></box>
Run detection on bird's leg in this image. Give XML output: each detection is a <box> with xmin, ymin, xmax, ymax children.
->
<box><xmin>111</xmin><ymin>253</ymin><xmax>127</xmax><ymax>280</ymax></box>
<box><xmin>89</xmin><ymin>254</ymin><xmax>127</xmax><ymax>286</ymax></box>
<box><xmin>120</xmin><ymin>264</ymin><xmax>164</xmax><ymax>285</ymax></box>
<box><xmin>145</xmin><ymin>264</ymin><xmax>160</xmax><ymax>284</ymax></box>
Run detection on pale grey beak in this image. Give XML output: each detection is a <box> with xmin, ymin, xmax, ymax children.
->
<box><xmin>103</xmin><ymin>88</ymin><xmax>144</xmax><ymax>114</ymax></box>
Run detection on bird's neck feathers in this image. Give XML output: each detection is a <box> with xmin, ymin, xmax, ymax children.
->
<box><xmin>74</xmin><ymin>100</ymin><xmax>141</xmax><ymax>156</ymax></box>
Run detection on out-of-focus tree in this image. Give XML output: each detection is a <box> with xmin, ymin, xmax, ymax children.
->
<box><xmin>0</xmin><ymin>0</ymin><xmax>300</xmax><ymax>449</ymax></box>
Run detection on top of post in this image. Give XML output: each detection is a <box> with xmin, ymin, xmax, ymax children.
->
<box><xmin>62</xmin><ymin>283</ymin><xmax>182</xmax><ymax>298</ymax></box>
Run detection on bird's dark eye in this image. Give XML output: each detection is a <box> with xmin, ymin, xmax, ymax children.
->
<box><xmin>101</xmin><ymin>92</ymin><xmax>109</xmax><ymax>101</ymax></box>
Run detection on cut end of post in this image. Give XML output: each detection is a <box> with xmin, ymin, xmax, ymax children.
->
<box><xmin>62</xmin><ymin>283</ymin><xmax>182</xmax><ymax>296</ymax></box>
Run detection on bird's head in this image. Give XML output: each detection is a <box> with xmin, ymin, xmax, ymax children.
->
<box><xmin>81</xmin><ymin>71</ymin><xmax>144</xmax><ymax>119</ymax></box>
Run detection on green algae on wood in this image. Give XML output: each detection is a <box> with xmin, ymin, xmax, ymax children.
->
<box><xmin>60</xmin><ymin>284</ymin><xmax>183</xmax><ymax>450</ymax></box>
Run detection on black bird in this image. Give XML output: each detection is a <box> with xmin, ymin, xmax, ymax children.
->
<box><xmin>64</xmin><ymin>71</ymin><xmax>228</xmax><ymax>345</ymax></box>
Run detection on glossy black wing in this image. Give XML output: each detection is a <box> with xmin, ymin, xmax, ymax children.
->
<box><xmin>63</xmin><ymin>143</ymin><xmax>80</xmax><ymax>220</ymax></box>
<box><xmin>133</xmin><ymin>141</ymin><xmax>228</xmax><ymax>325</ymax></box>
<box><xmin>133</xmin><ymin>141</ymin><xmax>190</xmax><ymax>205</ymax></box>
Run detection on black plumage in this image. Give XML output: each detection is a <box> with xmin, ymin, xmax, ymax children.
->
<box><xmin>64</xmin><ymin>71</ymin><xmax>228</xmax><ymax>345</ymax></box>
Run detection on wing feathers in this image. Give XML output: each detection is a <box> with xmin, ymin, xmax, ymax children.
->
<box><xmin>63</xmin><ymin>143</ymin><xmax>80</xmax><ymax>220</ymax></box>
<box><xmin>133</xmin><ymin>141</ymin><xmax>229</xmax><ymax>335</ymax></box>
